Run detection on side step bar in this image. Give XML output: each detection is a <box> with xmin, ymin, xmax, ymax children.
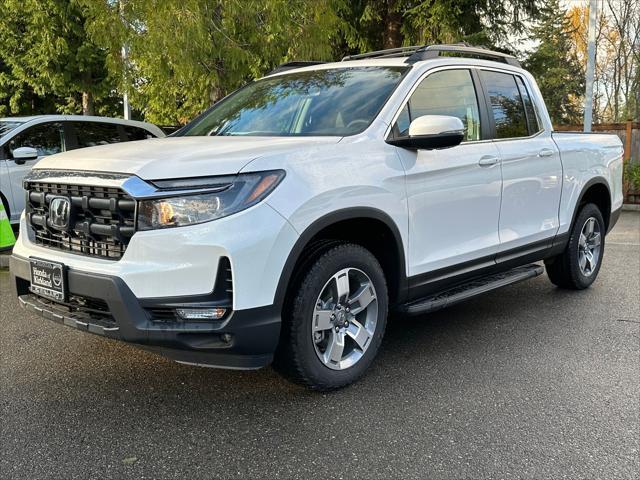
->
<box><xmin>400</xmin><ymin>264</ymin><xmax>544</xmax><ymax>315</ymax></box>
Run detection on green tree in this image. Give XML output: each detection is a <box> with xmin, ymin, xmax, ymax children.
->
<box><xmin>0</xmin><ymin>0</ymin><xmax>117</xmax><ymax>116</ymax></box>
<box><xmin>337</xmin><ymin>1</ymin><xmax>542</xmax><ymax>54</ymax></box>
<box><xmin>82</xmin><ymin>0</ymin><xmax>345</xmax><ymax>124</ymax></box>
<box><xmin>524</xmin><ymin>0</ymin><xmax>584</xmax><ymax>125</ymax></box>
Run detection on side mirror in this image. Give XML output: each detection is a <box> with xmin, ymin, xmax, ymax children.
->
<box><xmin>387</xmin><ymin>115</ymin><xmax>465</xmax><ymax>150</ymax></box>
<box><xmin>12</xmin><ymin>146</ymin><xmax>39</xmax><ymax>163</ymax></box>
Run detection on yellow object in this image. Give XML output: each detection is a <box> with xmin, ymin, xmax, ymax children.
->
<box><xmin>0</xmin><ymin>202</ymin><xmax>16</xmax><ymax>250</ymax></box>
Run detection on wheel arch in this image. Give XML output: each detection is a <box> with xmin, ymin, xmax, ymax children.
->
<box><xmin>573</xmin><ymin>177</ymin><xmax>612</xmax><ymax>232</ymax></box>
<box><xmin>273</xmin><ymin>208</ymin><xmax>408</xmax><ymax>311</ymax></box>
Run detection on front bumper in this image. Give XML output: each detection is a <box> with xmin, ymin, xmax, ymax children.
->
<box><xmin>10</xmin><ymin>254</ymin><xmax>280</xmax><ymax>369</ymax></box>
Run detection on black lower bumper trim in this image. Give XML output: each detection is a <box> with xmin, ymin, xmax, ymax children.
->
<box><xmin>10</xmin><ymin>254</ymin><xmax>281</xmax><ymax>370</ymax></box>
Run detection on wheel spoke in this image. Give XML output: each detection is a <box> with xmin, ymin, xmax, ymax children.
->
<box><xmin>334</xmin><ymin>270</ymin><xmax>350</xmax><ymax>302</ymax></box>
<box><xmin>585</xmin><ymin>218</ymin><xmax>595</xmax><ymax>236</ymax></box>
<box><xmin>313</xmin><ymin>309</ymin><xmax>334</xmax><ymax>332</ymax></box>
<box><xmin>324</xmin><ymin>330</ymin><xmax>345</xmax><ymax>365</ymax></box>
<box><xmin>588</xmin><ymin>232</ymin><xmax>601</xmax><ymax>248</ymax></box>
<box><xmin>346</xmin><ymin>320</ymin><xmax>372</xmax><ymax>351</ymax></box>
<box><xmin>585</xmin><ymin>250</ymin><xmax>594</xmax><ymax>271</ymax></box>
<box><xmin>348</xmin><ymin>284</ymin><xmax>376</xmax><ymax>314</ymax></box>
<box><xmin>579</xmin><ymin>233</ymin><xmax>587</xmax><ymax>249</ymax></box>
<box><xmin>578</xmin><ymin>252</ymin><xmax>587</xmax><ymax>271</ymax></box>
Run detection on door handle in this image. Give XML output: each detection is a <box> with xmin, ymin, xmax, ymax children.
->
<box><xmin>538</xmin><ymin>148</ymin><xmax>555</xmax><ymax>157</ymax></box>
<box><xmin>478</xmin><ymin>156</ymin><xmax>500</xmax><ymax>167</ymax></box>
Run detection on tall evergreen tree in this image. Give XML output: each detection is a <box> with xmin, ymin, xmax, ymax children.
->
<box><xmin>524</xmin><ymin>0</ymin><xmax>584</xmax><ymax>125</ymax></box>
<box><xmin>338</xmin><ymin>1</ymin><xmax>542</xmax><ymax>54</ymax></box>
<box><xmin>0</xmin><ymin>0</ymin><xmax>117</xmax><ymax>116</ymax></box>
<box><xmin>82</xmin><ymin>0</ymin><xmax>345</xmax><ymax>124</ymax></box>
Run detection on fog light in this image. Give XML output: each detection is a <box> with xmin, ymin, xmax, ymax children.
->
<box><xmin>175</xmin><ymin>307</ymin><xmax>226</xmax><ymax>321</ymax></box>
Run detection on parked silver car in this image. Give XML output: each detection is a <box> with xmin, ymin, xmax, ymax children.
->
<box><xmin>0</xmin><ymin>115</ymin><xmax>165</xmax><ymax>224</ymax></box>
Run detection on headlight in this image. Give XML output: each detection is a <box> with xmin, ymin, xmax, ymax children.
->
<box><xmin>137</xmin><ymin>170</ymin><xmax>285</xmax><ymax>230</ymax></box>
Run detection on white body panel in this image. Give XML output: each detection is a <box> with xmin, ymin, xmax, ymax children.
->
<box><xmin>36</xmin><ymin>136</ymin><xmax>341</xmax><ymax>179</ymax></box>
<box><xmin>495</xmin><ymin>133</ymin><xmax>563</xmax><ymax>251</ymax></box>
<box><xmin>395</xmin><ymin>141</ymin><xmax>502</xmax><ymax>275</ymax></box>
<box><xmin>11</xmin><ymin>58</ymin><xmax>624</xmax><ymax>313</ymax></box>
<box><xmin>13</xmin><ymin>202</ymin><xmax>298</xmax><ymax>310</ymax></box>
<box><xmin>552</xmin><ymin>132</ymin><xmax>624</xmax><ymax>234</ymax></box>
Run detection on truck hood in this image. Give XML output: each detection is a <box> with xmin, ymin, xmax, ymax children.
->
<box><xmin>34</xmin><ymin>136</ymin><xmax>341</xmax><ymax>179</ymax></box>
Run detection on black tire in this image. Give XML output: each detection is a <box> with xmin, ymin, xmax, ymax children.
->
<box><xmin>274</xmin><ymin>243</ymin><xmax>388</xmax><ymax>390</ymax></box>
<box><xmin>544</xmin><ymin>203</ymin><xmax>605</xmax><ymax>289</ymax></box>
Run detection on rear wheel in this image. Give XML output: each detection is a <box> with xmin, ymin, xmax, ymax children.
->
<box><xmin>545</xmin><ymin>203</ymin><xmax>605</xmax><ymax>289</ymax></box>
<box><xmin>274</xmin><ymin>243</ymin><xmax>388</xmax><ymax>390</ymax></box>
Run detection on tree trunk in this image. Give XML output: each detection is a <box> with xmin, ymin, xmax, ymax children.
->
<box><xmin>383</xmin><ymin>0</ymin><xmax>403</xmax><ymax>49</ymax></box>
<box><xmin>82</xmin><ymin>91</ymin><xmax>94</xmax><ymax>116</ymax></box>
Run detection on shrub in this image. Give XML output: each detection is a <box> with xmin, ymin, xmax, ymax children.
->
<box><xmin>625</xmin><ymin>162</ymin><xmax>640</xmax><ymax>192</ymax></box>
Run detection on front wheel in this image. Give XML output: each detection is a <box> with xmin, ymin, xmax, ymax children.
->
<box><xmin>545</xmin><ymin>203</ymin><xmax>605</xmax><ymax>289</ymax></box>
<box><xmin>274</xmin><ymin>243</ymin><xmax>388</xmax><ymax>390</ymax></box>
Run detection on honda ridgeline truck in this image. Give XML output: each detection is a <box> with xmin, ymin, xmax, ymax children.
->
<box><xmin>10</xmin><ymin>45</ymin><xmax>624</xmax><ymax>390</ymax></box>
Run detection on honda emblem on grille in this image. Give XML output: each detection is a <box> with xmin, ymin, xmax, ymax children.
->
<box><xmin>49</xmin><ymin>197</ymin><xmax>72</xmax><ymax>231</ymax></box>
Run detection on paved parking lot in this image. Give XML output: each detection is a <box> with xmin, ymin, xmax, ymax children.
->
<box><xmin>1</xmin><ymin>212</ymin><xmax>638</xmax><ymax>479</ymax></box>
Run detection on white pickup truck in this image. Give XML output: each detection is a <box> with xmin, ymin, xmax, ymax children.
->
<box><xmin>10</xmin><ymin>45</ymin><xmax>624</xmax><ymax>390</ymax></box>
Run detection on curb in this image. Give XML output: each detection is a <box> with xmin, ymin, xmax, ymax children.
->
<box><xmin>622</xmin><ymin>204</ymin><xmax>640</xmax><ymax>211</ymax></box>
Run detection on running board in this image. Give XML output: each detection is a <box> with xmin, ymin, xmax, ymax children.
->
<box><xmin>400</xmin><ymin>264</ymin><xmax>544</xmax><ymax>315</ymax></box>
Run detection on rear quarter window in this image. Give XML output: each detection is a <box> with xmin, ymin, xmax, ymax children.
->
<box><xmin>124</xmin><ymin>126</ymin><xmax>155</xmax><ymax>140</ymax></box>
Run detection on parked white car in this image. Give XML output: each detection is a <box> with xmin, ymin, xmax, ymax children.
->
<box><xmin>0</xmin><ymin>115</ymin><xmax>165</xmax><ymax>225</ymax></box>
<box><xmin>9</xmin><ymin>45</ymin><xmax>623</xmax><ymax>390</ymax></box>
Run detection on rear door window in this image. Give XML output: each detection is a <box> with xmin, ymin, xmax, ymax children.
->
<box><xmin>72</xmin><ymin>122</ymin><xmax>122</xmax><ymax>148</ymax></box>
<box><xmin>480</xmin><ymin>71</ymin><xmax>529</xmax><ymax>139</ymax></box>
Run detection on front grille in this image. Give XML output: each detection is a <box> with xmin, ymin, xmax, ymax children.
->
<box><xmin>26</xmin><ymin>182</ymin><xmax>136</xmax><ymax>260</ymax></box>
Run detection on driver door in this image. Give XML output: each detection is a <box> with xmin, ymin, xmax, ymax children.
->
<box><xmin>390</xmin><ymin>68</ymin><xmax>503</xmax><ymax>281</ymax></box>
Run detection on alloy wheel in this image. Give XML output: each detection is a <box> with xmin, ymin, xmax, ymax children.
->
<box><xmin>578</xmin><ymin>217</ymin><xmax>602</xmax><ymax>276</ymax></box>
<box><xmin>311</xmin><ymin>268</ymin><xmax>378</xmax><ymax>370</ymax></box>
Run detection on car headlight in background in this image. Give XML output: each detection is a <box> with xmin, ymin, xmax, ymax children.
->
<box><xmin>137</xmin><ymin>170</ymin><xmax>285</xmax><ymax>230</ymax></box>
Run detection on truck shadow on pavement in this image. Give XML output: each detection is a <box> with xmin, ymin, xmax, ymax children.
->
<box><xmin>13</xmin><ymin>274</ymin><xmax>590</xmax><ymax>403</ymax></box>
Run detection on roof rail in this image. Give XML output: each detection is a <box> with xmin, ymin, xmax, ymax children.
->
<box><xmin>406</xmin><ymin>44</ymin><xmax>521</xmax><ymax>67</ymax></box>
<box><xmin>267</xmin><ymin>61</ymin><xmax>326</xmax><ymax>75</ymax></box>
<box><xmin>342</xmin><ymin>46</ymin><xmax>424</xmax><ymax>61</ymax></box>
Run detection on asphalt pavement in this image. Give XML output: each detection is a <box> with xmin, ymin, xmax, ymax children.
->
<box><xmin>1</xmin><ymin>213</ymin><xmax>638</xmax><ymax>479</ymax></box>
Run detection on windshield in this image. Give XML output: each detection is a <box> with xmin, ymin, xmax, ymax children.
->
<box><xmin>180</xmin><ymin>67</ymin><xmax>408</xmax><ymax>137</ymax></box>
<box><xmin>0</xmin><ymin>121</ymin><xmax>23</xmax><ymax>139</ymax></box>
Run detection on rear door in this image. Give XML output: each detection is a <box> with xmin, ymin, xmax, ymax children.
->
<box><xmin>390</xmin><ymin>68</ymin><xmax>503</xmax><ymax>279</ymax></box>
<box><xmin>478</xmin><ymin>70</ymin><xmax>562</xmax><ymax>258</ymax></box>
<box><xmin>65</xmin><ymin>121</ymin><xmax>123</xmax><ymax>150</ymax></box>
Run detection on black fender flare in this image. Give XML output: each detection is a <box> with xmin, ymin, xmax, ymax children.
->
<box><xmin>573</xmin><ymin>176</ymin><xmax>612</xmax><ymax>228</ymax></box>
<box><xmin>273</xmin><ymin>207</ymin><xmax>408</xmax><ymax>310</ymax></box>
